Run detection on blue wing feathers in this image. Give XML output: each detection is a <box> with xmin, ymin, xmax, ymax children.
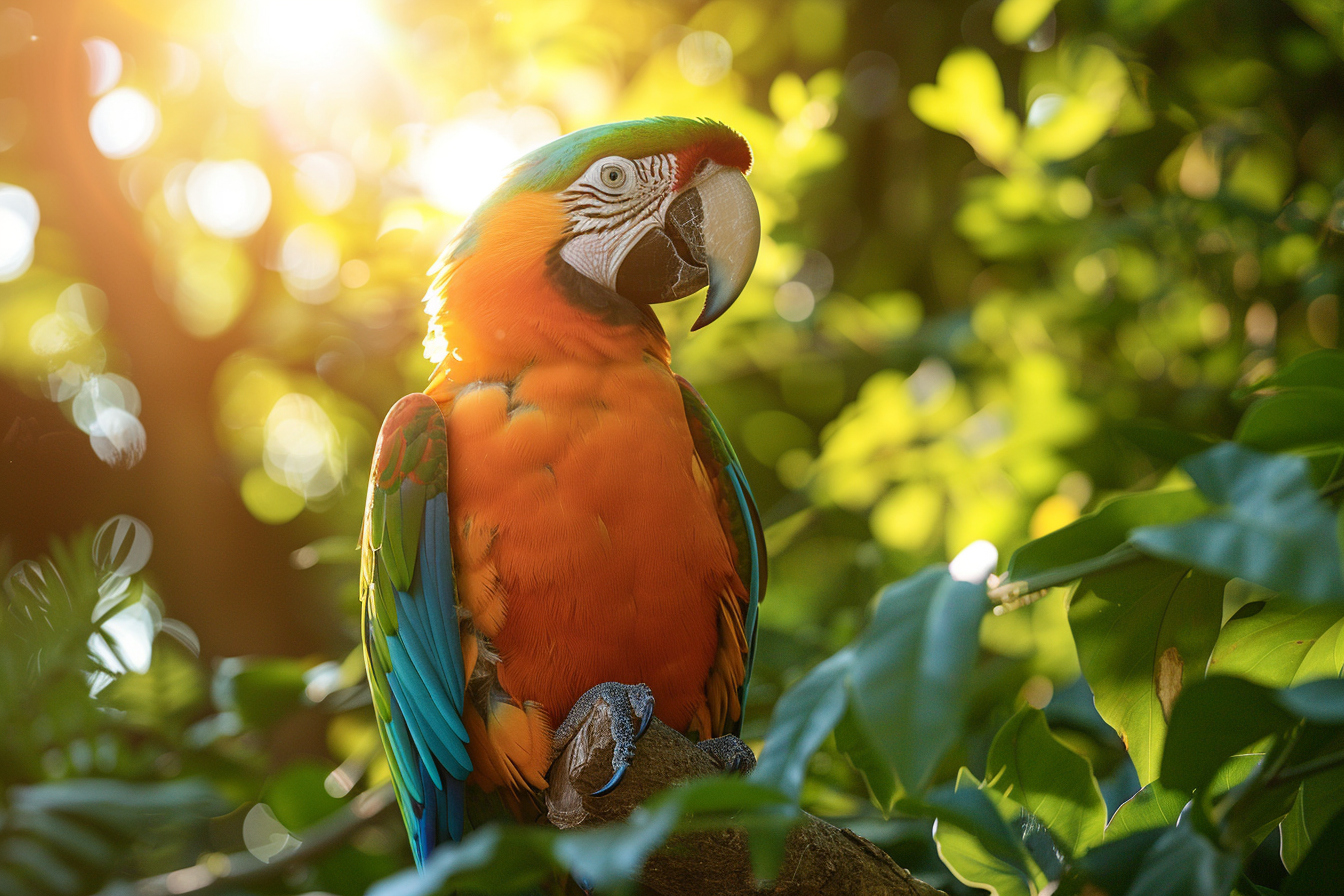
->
<box><xmin>419</xmin><ymin>497</ymin><xmax>465</xmax><ymax>709</ymax></box>
<box><xmin>386</xmin><ymin>696</ymin><xmax>423</xmax><ymax>803</ymax></box>
<box><xmin>385</xmin><ymin>636</ymin><xmax>471</xmax><ymax>774</ymax></box>
<box><xmin>385</xmin><ymin>671</ymin><xmax>446</xmax><ymax>790</ymax></box>
<box><xmin>371</xmin><ymin>428</ymin><xmax>471</xmax><ymax>866</ymax></box>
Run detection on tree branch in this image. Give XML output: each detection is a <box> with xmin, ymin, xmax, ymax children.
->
<box><xmin>546</xmin><ymin>701</ymin><xmax>944</xmax><ymax>896</ymax></box>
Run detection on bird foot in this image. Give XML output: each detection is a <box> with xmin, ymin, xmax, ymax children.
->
<box><xmin>555</xmin><ymin>682</ymin><xmax>656</xmax><ymax>797</ymax></box>
<box><xmin>695</xmin><ymin>735</ymin><xmax>756</xmax><ymax>774</ymax></box>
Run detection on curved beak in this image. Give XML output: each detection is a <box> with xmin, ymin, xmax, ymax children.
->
<box><xmin>689</xmin><ymin>167</ymin><xmax>760</xmax><ymax>330</ymax></box>
<box><xmin>613</xmin><ymin>167</ymin><xmax>760</xmax><ymax>330</ymax></box>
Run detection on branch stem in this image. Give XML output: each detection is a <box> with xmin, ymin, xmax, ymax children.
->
<box><xmin>990</xmin><ymin>543</ymin><xmax>1144</xmax><ymax>606</ymax></box>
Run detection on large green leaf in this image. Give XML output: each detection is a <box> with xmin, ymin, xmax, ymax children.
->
<box><xmin>757</xmin><ymin>566</ymin><xmax>988</xmax><ymax>799</ymax></box>
<box><xmin>1282</xmin><ymin>804</ymin><xmax>1344</xmax><ymax>896</ymax></box>
<box><xmin>1004</xmin><ymin>489</ymin><xmax>1208</xmax><ymax>583</ymax></box>
<box><xmin>1122</xmin><ymin>824</ymin><xmax>1242</xmax><ymax>896</ymax></box>
<box><xmin>1160</xmin><ymin>677</ymin><xmax>1293</xmax><ymax>793</ymax></box>
<box><xmin>1207</xmin><ymin>600</ymin><xmax>1344</xmax><ymax>687</ymax></box>
<box><xmin>1130</xmin><ymin>444</ymin><xmax>1344</xmax><ymax>603</ymax></box>
<box><xmin>1069</xmin><ymin>561</ymin><xmax>1225</xmax><ymax>784</ymax></box>
<box><xmin>1104</xmin><ymin>781</ymin><xmax>1189</xmax><ymax>841</ymax></box>
<box><xmin>927</xmin><ymin>769</ymin><xmax>1041</xmax><ymax>896</ymax></box>
<box><xmin>1236</xmin><ymin>388</ymin><xmax>1344</xmax><ymax>452</ymax></box>
<box><xmin>1062</xmin><ymin>822</ymin><xmax>1242</xmax><ymax>896</ymax></box>
<box><xmin>1246</xmin><ymin>349</ymin><xmax>1344</xmax><ymax>391</ymax></box>
<box><xmin>1058</xmin><ymin>827</ymin><xmax>1166</xmax><ymax>896</ymax></box>
<box><xmin>833</xmin><ymin>696</ymin><xmax>900</xmax><ymax>813</ymax></box>
<box><xmin>753</xmin><ymin>648</ymin><xmax>851</xmax><ymax>801</ymax></box>
<box><xmin>848</xmin><ymin>567</ymin><xmax>989</xmax><ymax>793</ymax></box>
<box><xmin>985</xmin><ymin>707</ymin><xmax>1107</xmax><ymax>855</ymax></box>
<box><xmin>1280</xmin><ymin>765</ymin><xmax>1344</xmax><ymax>872</ymax></box>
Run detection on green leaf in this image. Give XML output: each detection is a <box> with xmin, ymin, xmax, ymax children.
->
<box><xmin>371</xmin><ymin>825</ymin><xmax>552</xmax><ymax>896</ymax></box>
<box><xmin>1207</xmin><ymin>599</ymin><xmax>1344</xmax><ymax>687</ymax></box>
<box><xmin>1005</xmin><ymin>489</ymin><xmax>1208</xmax><ymax>583</ymax></box>
<box><xmin>1236</xmin><ymin>388</ymin><xmax>1344</xmax><ymax>451</ymax></box>
<box><xmin>370</xmin><ymin>778</ymin><xmax>796</xmax><ymax>896</ymax></box>
<box><xmin>758</xmin><ymin>566</ymin><xmax>988</xmax><ymax>803</ymax></box>
<box><xmin>1117</xmin><ymin>421</ymin><xmax>1218</xmax><ymax>465</ymax></box>
<box><xmin>262</xmin><ymin>760</ymin><xmax>345</xmax><ymax>830</ymax></box>
<box><xmin>1210</xmin><ymin>753</ymin><xmax>1265</xmax><ymax>798</ymax></box>
<box><xmin>1069</xmin><ymin>561</ymin><xmax>1225</xmax><ymax>784</ymax></box>
<box><xmin>1059</xmin><ymin>827</ymin><xmax>1166</xmax><ymax>896</ymax></box>
<box><xmin>1280</xmin><ymin>764</ymin><xmax>1344</xmax><ymax>871</ymax></box>
<box><xmin>1276</xmin><ymin>677</ymin><xmax>1344</xmax><ymax>722</ymax></box>
<box><xmin>833</xmin><ymin>697</ymin><xmax>900</xmax><ymax>814</ymax></box>
<box><xmin>1130</xmin><ymin>444</ymin><xmax>1344</xmax><ymax>603</ymax></box>
<box><xmin>932</xmin><ymin>819</ymin><xmax>1033</xmax><ymax>896</ymax></box>
<box><xmin>1123</xmin><ymin>824</ymin><xmax>1242</xmax><ymax>896</ymax></box>
<box><xmin>222</xmin><ymin>657</ymin><xmax>310</xmax><ymax>728</ymax></box>
<box><xmin>848</xmin><ymin>567</ymin><xmax>989</xmax><ymax>793</ymax></box>
<box><xmin>754</xmin><ymin>648</ymin><xmax>851</xmax><ymax>801</ymax></box>
<box><xmin>1104</xmin><ymin>781</ymin><xmax>1189</xmax><ymax>841</ymax></box>
<box><xmin>1244</xmin><ymin>349</ymin><xmax>1344</xmax><ymax>393</ymax></box>
<box><xmin>1160</xmin><ymin>677</ymin><xmax>1293</xmax><ymax>792</ymax></box>
<box><xmin>1283</xmin><ymin>804</ymin><xmax>1344</xmax><ymax>896</ymax></box>
<box><xmin>985</xmin><ymin>707</ymin><xmax>1107</xmax><ymax>855</ymax></box>
<box><xmin>925</xmin><ymin>769</ymin><xmax>1040</xmax><ymax>896</ymax></box>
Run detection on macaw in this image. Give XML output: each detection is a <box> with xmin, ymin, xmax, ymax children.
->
<box><xmin>359</xmin><ymin>117</ymin><xmax>766</xmax><ymax>867</ymax></box>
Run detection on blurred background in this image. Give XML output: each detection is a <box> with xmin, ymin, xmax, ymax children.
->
<box><xmin>0</xmin><ymin>0</ymin><xmax>1341</xmax><ymax>892</ymax></box>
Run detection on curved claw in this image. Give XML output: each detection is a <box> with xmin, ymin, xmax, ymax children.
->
<box><xmin>635</xmin><ymin>705</ymin><xmax>654</xmax><ymax>740</ymax></box>
<box><xmin>592</xmin><ymin>763</ymin><xmax>629</xmax><ymax>797</ymax></box>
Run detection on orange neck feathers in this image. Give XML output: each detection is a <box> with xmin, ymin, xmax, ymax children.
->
<box><xmin>426</xmin><ymin>192</ymin><xmax>671</xmax><ymax>393</ymax></box>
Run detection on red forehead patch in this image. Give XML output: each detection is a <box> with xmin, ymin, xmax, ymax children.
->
<box><xmin>673</xmin><ymin>133</ymin><xmax>753</xmax><ymax>189</ymax></box>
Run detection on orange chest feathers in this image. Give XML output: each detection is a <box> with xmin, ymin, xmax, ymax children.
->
<box><xmin>438</xmin><ymin>357</ymin><xmax>740</xmax><ymax>734</ymax></box>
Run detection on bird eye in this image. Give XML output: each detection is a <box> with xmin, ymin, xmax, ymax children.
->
<box><xmin>600</xmin><ymin>163</ymin><xmax>629</xmax><ymax>190</ymax></box>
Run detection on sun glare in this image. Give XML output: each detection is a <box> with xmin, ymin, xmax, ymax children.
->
<box><xmin>235</xmin><ymin>0</ymin><xmax>384</xmax><ymax>73</ymax></box>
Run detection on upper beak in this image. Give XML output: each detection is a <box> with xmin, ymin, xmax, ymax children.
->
<box><xmin>688</xmin><ymin>167</ymin><xmax>760</xmax><ymax>330</ymax></box>
<box><xmin>613</xmin><ymin>167</ymin><xmax>760</xmax><ymax>330</ymax></box>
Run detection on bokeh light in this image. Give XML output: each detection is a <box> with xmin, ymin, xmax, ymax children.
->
<box><xmin>185</xmin><ymin>160</ymin><xmax>272</xmax><ymax>239</ymax></box>
<box><xmin>82</xmin><ymin>37</ymin><xmax>121</xmax><ymax>96</ymax></box>
<box><xmin>172</xmin><ymin>238</ymin><xmax>253</xmax><ymax>337</ymax></box>
<box><xmin>414</xmin><ymin>108</ymin><xmax>560</xmax><ymax>216</ymax></box>
<box><xmin>294</xmin><ymin>151</ymin><xmax>356</xmax><ymax>215</ymax></box>
<box><xmin>280</xmin><ymin>224</ymin><xmax>341</xmax><ymax>304</ymax></box>
<box><xmin>72</xmin><ymin>374</ymin><xmax>147</xmax><ymax>469</ymax></box>
<box><xmin>234</xmin><ymin>0</ymin><xmax>384</xmax><ymax>74</ymax></box>
<box><xmin>0</xmin><ymin>182</ymin><xmax>37</xmax><ymax>281</ymax></box>
<box><xmin>88</xmin><ymin>87</ymin><xmax>160</xmax><ymax>159</ymax></box>
<box><xmin>677</xmin><ymin>31</ymin><xmax>733</xmax><ymax>86</ymax></box>
<box><xmin>263</xmin><ymin>393</ymin><xmax>346</xmax><ymax>501</ymax></box>
<box><xmin>416</xmin><ymin>120</ymin><xmax>520</xmax><ymax>216</ymax></box>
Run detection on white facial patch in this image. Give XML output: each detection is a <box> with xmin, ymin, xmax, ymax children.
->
<box><xmin>558</xmin><ymin>154</ymin><xmax>679</xmax><ymax>290</ymax></box>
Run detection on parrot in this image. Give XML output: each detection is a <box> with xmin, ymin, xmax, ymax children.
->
<box><xmin>359</xmin><ymin>116</ymin><xmax>766</xmax><ymax>867</ymax></box>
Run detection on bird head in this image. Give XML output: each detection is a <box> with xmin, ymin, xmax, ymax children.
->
<box><xmin>446</xmin><ymin>117</ymin><xmax>760</xmax><ymax>331</ymax></box>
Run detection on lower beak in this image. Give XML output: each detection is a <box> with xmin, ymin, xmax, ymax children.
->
<box><xmin>613</xmin><ymin>167</ymin><xmax>760</xmax><ymax>330</ymax></box>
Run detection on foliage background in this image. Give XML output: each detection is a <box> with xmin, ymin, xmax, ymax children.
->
<box><xmin>3</xmin><ymin>0</ymin><xmax>1344</xmax><ymax>893</ymax></box>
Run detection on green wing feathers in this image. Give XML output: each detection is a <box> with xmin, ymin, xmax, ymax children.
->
<box><xmin>677</xmin><ymin>376</ymin><xmax>767</xmax><ymax>737</ymax></box>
